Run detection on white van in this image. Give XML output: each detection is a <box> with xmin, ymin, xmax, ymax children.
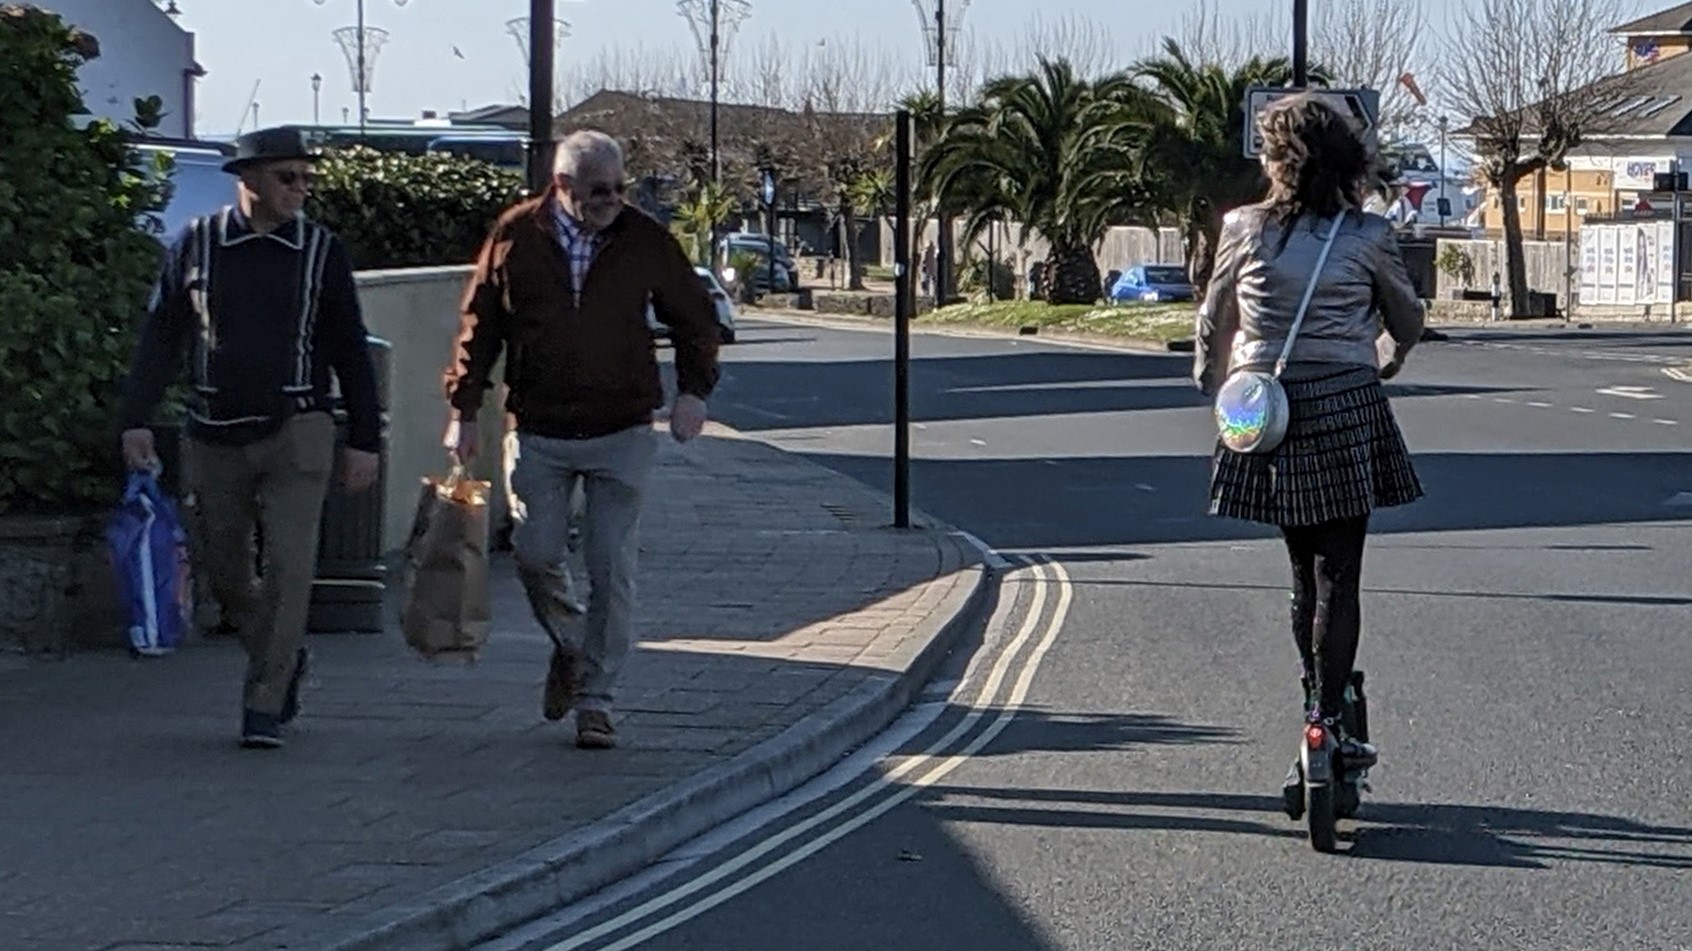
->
<box><xmin>132</xmin><ymin>140</ymin><xmax>235</xmax><ymax>241</ymax></box>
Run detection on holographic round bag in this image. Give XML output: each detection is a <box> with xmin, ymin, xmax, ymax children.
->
<box><xmin>1215</xmin><ymin>369</ymin><xmax>1289</xmax><ymax>453</ymax></box>
<box><xmin>1211</xmin><ymin>215</ymin><xmax>1341</xmax><ymax>456</ymax></box>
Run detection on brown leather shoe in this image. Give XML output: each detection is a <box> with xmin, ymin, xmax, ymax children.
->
<box><xmin>576</xmin><ymin>709</ymin><xmax>616</xmax><ymax>749</ymax></box>
<box><xmin>542</xmin><ymin>647</ymin><xmax>580</xmax><ymax>722</ymax></box>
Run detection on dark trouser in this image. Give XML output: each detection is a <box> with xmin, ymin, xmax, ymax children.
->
<box><xmin>1280</xmin><ymin>515</ymin><xmax>1369</xmax><ymax>721</ymax></box>
<box><xmin>183</xmin><ymin>413</ymin><xmax>335</xmax><ymax>716</ymax></box>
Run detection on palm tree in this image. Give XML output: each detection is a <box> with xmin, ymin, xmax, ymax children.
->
<box><xmin>921</xmin><ymin>57</ymin><xmax>1159</xmax><ymax>305</ymax></box>
<box><xmin>672</xmin><ymin>183</ymin><xmax>738</xmax><ymax>268</ymax></box>
<box><xmin>1131</xmin><ymin>39</ymin><xmax>1305</xmax><ymax>297</ymax></box>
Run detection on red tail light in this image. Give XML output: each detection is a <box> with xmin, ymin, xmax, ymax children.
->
<box><xmin>1305</xmin><ymin>724</ymin><xmax>1326</xmax><ymax>748</ymax></box>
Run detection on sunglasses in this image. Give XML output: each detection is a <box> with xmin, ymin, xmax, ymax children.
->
<box><xmin>581</xmin><ymin>181</ymin><xmax>628</xmax><ymax>200</ymax></box>
<box><xmin>271</xmin><ymin>169</ymin><xmax>317</xmax><ymax>187</ymax></box>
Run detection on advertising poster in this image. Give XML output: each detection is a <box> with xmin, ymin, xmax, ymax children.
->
<box><xmin>1660</xmin><ymin>219</ymin><xmax>1678</xmax><ymax>305</ymax></box>
<box><xmin>1580</xmin><ymin>226</ymin><xmax>1600</xmax><ymax>304</ymax></box>
<box><xmin>1619</xmin><ymin>228</ymin><xmax>1638</xmax><ymax>307</ymax></box>
<box><xmin>1599</xmin><ymin>227</ymin><xmax>1619</xmax><ymax>304</ymax></box>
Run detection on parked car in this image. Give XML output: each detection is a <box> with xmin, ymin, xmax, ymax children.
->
<box><xmin>1109</xmin><ymin>263</ymin><xmax>1196</xmax><ymax>303</ymax></box>
<box><xmin>646</xmin><ymin>266</ymin><xmax>738</xmax><ymax>344</ymax></box>
<box><xmin>717</xmin><ymin>232</ymin><xmax>800</xmax><ymax>292</ymax></box>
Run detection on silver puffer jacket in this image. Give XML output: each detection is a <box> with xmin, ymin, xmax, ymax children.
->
<box><xmin>1194</xmin><ymin>204</ymin><xmax>1424</xmax><ymax>395</ymax></box>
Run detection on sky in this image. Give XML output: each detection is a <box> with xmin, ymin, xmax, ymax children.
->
<box><xmin>156</xmin><ymin>0</ymin><xmax>1626</xmax><ymax>137</ymax></box>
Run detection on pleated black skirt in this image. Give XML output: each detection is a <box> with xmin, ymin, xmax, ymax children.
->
<box><xmin>1209</xmin><ymin>365</ymin><xmax>1423</xmax><ymax>527</ymax></box>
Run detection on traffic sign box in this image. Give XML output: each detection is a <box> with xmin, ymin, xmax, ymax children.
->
<box><xmin>1243</xmin><ymin>86</ymin><xmax>1381</xmax><ymax>159</ymax></box>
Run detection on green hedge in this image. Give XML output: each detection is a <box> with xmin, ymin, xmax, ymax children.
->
<box><xmin>0</xmin><ymin>5</ymin><xmax>170</xmax><ymax>514</ymax></box>
<box><xmin>306</xmin><ymin>146</ymin><xmax>525</xmax><ymax>270</ymax></box>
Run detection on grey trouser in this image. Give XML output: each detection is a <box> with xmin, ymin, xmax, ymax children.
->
<box><xmin>183</xmin><ymin>413</ymin><xmax>335</xmax><ymax>715</ymax></box>
<box><xmin>508</xmin><ymin>424</ymin><xmax>657</xmax><ymax>714</ymax></box>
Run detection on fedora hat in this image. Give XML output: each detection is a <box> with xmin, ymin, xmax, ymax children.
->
<box><xmin>222</xmin><ymin>127</ymin><xmax>323</xmax><ymax>174</ymax></box>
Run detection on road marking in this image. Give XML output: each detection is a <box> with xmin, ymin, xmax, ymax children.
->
<box><xmin>969</xmin><ymin>438</ymin><xmax>987</xmax><ymax>446</ymax></box>
<box><xmin>726</xmin><ymin>403</ymin><xmax>794</xmax><ymax>422</ymax></box>
<box><xmin>1597</xmin><ymin>385</ymin><xmax>1664</xmax><ymax>401</ymax></box>
<box><xmin>1662</xmin><ymin>366</ymin><xmax>1692</xmax><ymax>384</ymax></box>
<box><xmin>1462</xmin><ymin>393</ymin><xmax>1482</xmax><ymax>400</ymax></box>
<box><xmin>1655</xmin><ymin>418</ymin><xmax>1680</xmax><ymax>425</ymax></box>
<box><xmin>1571</xmin><ymin>406</ymin><xmax>1596</xmax><ymax>413</ymax></box>
<box><xmin>1492</xmin><ymin>397</ymin><xmax>1517</xmax><ymax>404</ymax></box>
<box><xmin>1527</xmin><ymin>401</ymin><xmax>1553</xmax><ymax>407</ymax></box>
<box><xmin>539</xmin><ymin>558</ymin><xmax>1073</xmax><ymax>951</ymax></box>
<box><xmin>1611</xmin><ymin>412</ymin><xmax>1636</xmax><ymax>420</ymax></box>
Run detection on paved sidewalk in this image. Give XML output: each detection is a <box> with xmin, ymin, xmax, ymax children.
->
<box><xmin>0</xmin><ymin>425</ymin><xmax>988</xmax><ymax>951</ymax></box>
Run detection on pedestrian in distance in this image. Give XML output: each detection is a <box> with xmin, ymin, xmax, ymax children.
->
<box><xmin>118</xmin><ymin>127</ymin><xmax>383</xmax><ymax>750</ymax></box>
<box><xmin>443</xmin><ymin>129</ymin><xmax>720</xmax><ymax>750</ymax></box>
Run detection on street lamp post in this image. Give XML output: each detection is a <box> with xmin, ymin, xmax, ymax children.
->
<box><xmin>314</xmin><ymin>0</ymin><xmax>410</xmax><ymax>138</ymax></box>
<box><xmin>1293</xmin><ymin>0</ymin><xmax>1308</xmax><ymax>87</ymax></box>
<box><xmin>913</xmin><ymin>0</ymin><xmax>967</xmax><ymax>304</ymax></box>
<box><xmin>678</xmin><ymin>0</ymin><xmax>750</xmax><ymax>269</ymax></box>
<box><xmin>1438</xmin><ymin>115</ymin><xmax>1449</xmax><ymax>227</ymax></box>
<box><xmin>760</xmin><ymin>166</ymin><xmax>777</xmax><ymax>294</ymax></box>
<box><xmin>311</xmin><ymin>72</ymin><xmax>322</xmax><ymax>125</ymax></box>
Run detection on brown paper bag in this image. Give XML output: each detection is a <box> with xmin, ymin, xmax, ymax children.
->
<box><xmin>400</xmin><ymin>468</ymin><xmax>492</xmax><ymax>660</ymax></box>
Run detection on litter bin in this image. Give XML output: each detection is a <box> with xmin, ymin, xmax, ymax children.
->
<box><xmin>308</xmin><ymin>335</ymin><xmax>391</xmax><ymax>633</ymax></box>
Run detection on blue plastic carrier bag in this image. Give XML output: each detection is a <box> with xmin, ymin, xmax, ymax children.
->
<box><xmin>105</xmin><ymin>470</ymin><xmax>192</xmax><ymax>657</ymax></box>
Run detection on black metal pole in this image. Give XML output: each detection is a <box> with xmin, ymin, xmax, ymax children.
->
<box><xmin>933</xmin><ymin>0</ymin><xmax>950</xmax><ymax>307</ymax></box>
<box><xmin>356</xmin><ymin>0</ymin><xmax>367</xmax><ymax>137</ymax></box>
<box><xmin>767</xmin><ymin>175</ymin><xmax>777</xmax><ymax>294</ymax></box>
<box><xmin>527</xmin><ymin>0</ymin><xmax>555</xmax><ymax>194</ymax></box>
<box><xmin>894</xmin><ymin>109</ymin><xmax>913</xmax><ymax>530</ymax></box>
<box><xmin>710</xmin><ymin>0</ymin><xmax>720</xmax><ymax>186</ymax></box>
<box><xmin>709</xmin><ymin>0</ymin><xmax>721</xmax><ymax>268</ymax></box>
<box><xmin>1292</xmin><ymin>0</ymin><xmax>1308</xmax><ymax>87</ymax></box>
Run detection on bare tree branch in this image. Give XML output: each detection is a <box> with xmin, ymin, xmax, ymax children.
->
<box><xmin>1440</xmin><ymin>0</ymin><xmax>1636</xmax><ymax>313</ymax></box>
<box><xmin>1311</xmin><ymin>0</ymin><xmax>1428</xmax><ymax>139</ymax></box>
<box><xmin>1174</xmin><ymin>0</ymin><xmax>1281</xmax><ymax>71</ymax></box>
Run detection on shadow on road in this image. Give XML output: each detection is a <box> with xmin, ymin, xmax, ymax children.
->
<box><xmin>789</xmin><ymin>450</ymin><xmax>1692</xmax><ymax>550</ymax></box>
<box><xmin>713</xmin><ymin>351</ymin><xmax>1521</xmax><ymax>431</ymax></box>
<box><xmin>1067</xmin><ymin>577</ymin><xmax>1692</xmax><ymax>609</ymax></box>
<box><xmin>917</xmin><ymin>783</ymin><xmax>1692</xmax><ymax>869</ymax></box>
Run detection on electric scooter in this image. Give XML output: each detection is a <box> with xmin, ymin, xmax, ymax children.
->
<box><xmin>1280</xmin><ymin>670</ymin><xmax>1372</xmax><ymax>853</ymax></box>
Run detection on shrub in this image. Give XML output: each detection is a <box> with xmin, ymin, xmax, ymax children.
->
<box><xmin>1436</xmin><ymin>243</ymin><xmax>1476</xmax><ymax>288</ymax></box>
<box><xmin>0</xmin><ymin>5</ymin><xmax>170</xmax><ymax>514</ymax></box>
<box><xmin>306</xmin><ymin>146</ymin><xmax>525</xmax><ymax>270</ymax></box>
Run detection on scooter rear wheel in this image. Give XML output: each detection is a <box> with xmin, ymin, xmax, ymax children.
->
<box><xmin>1306</xmin><ymin>778</ymin><xmax>1338</xmax><ymax>853</ymax></box>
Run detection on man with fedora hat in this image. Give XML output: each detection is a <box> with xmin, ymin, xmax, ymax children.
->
<box><xmin>118</xmin><ymin>126</ymin><xmax>382</xmax><ymax>749</ymax></box>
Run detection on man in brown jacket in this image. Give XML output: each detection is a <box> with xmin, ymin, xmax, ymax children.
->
<box><xmin>444</xmin><ymin>129</ymin><xmax>720</xmax><ymax>749</ymax></box>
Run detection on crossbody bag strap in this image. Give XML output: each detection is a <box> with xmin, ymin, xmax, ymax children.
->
<box><xmin>1273</xmin><ymin>213</ymin><xmax>1344</xmax><ymax>378</ymax></box>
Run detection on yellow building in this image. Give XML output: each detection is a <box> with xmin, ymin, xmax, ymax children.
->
<box><xmin>1472</xmin><ymin>1</ymin><xmax>1692</xmax><ymax>239</ymax></box>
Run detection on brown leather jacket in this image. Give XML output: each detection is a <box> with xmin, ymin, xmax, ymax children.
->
<box><xmin>445</xmin><ymin>192</ymin><xmax>720</xmax><ymax>439</ymax></box>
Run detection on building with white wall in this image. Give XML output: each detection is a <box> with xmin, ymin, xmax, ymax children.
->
<box><xmin>32</xmin><ymin>0</ymin><xmax>204</xmax><ymax>139</ymax></box>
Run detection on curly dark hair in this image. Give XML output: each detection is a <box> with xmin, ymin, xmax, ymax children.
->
<box><xmin>1256</xmin><ymin>93</ymin><xmax>1372</xmax><ymax>232</ymax></box>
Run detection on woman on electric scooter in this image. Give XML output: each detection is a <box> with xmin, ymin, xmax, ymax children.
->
<box><xmin>1194</xmin><ymin>93</ymin><xmax>1426</xmax><ymax>762</ymax></box>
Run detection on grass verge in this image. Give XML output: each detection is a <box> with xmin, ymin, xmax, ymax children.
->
<box><xmin>919</xmin><ymin>300</ymin><xmax>1195</xmax><ymax>345</ymax></box>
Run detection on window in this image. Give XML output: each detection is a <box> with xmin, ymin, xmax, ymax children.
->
<box><xmin>1575</xmin><ymin>197</ymin><xmax>1591</xmax><ymax>216</ymax></box>
<box><xmin>1547</xmin><ymin>194</ymin><xmax>1567</xmax><ymax>212</ymax></box>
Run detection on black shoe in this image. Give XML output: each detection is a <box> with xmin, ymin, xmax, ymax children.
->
<box><xmin>1316</xmin><ymin>715</ymin><xmax>1378</xmax><ymax>771</ymax></box>
<box><xmin>279</xmin><ymin>647</ymin><xmax>309</xmax><ymax>725</ymax></box>
<box><xmin>240</xmin><ymin>710</ymin><xmax>284</xmax><ymax>749</ymax></box>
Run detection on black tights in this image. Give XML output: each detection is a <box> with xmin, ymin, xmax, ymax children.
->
<box><xmin>1280</xmin><ymin>515</ymin><xmax>1369</xmax><ymax>721</ymax></box>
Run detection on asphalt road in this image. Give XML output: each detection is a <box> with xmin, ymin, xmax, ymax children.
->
<box><xmin>491</xmin><ymin>317</ymin><xmax>1692</xmax><ymax>951</ymax></box>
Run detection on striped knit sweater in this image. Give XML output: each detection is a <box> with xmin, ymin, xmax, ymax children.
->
<box><xmin>119</xmin><ymin>207</ymin><xmax>381</xmax><ymax>453</ymax></box>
